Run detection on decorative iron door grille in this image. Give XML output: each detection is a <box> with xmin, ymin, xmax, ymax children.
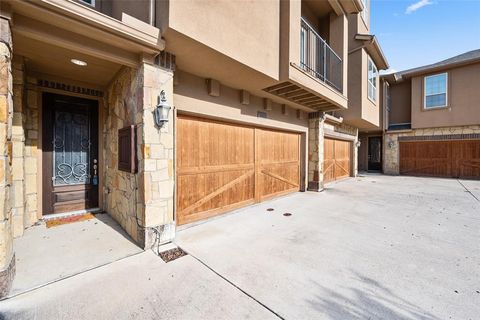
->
<box><xmin>53</xmin><ymin>109</ymin><xmax>91</xmax><ymax>186</ymax></box>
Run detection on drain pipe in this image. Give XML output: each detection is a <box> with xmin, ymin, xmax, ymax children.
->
<box><xmin>149</xmin><ymin>0</ymin><xmax>156</xmax><ymax>26</ymax></box>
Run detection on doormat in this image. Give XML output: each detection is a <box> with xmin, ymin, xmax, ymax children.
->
<box><xmin>159</xmin><ymin>247</ymin><xmax>188</xmax><ymax>263</ymax></box>
<box><xmin>45</xmin><ymin>213</ymin><xmax>96</xmax><ymax>228</ymax></box>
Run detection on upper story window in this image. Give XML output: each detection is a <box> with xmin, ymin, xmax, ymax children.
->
<box><xmin>424</xmin><ymin>73</ymin><xmax>448</xmax><ymax>109</ymax></box>
<box><xmin>79</xmin><ymin>0</ymin><xmax>95</xmax><ymax>7</ymax></box>
<box><xmin>361</xmin><ymin>0</ymin><xmax>369</xmax><ymax>25</ymax></box>
<box><xmin>367</xmin><ymin>55</ymin><xmax>378</xmax><ymax>103</ymax></box>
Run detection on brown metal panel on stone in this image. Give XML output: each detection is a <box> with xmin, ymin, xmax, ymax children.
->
<box><xmin>176</xmin><ymin>115</ymin><xmax>300</xmax><ymax>225</ymax></box>
<box><xmin>400</xmin><ymin>140</ymin><xmax>480</xmax><ymax>179</ymax></box>
<box><xmin>324</xmin><ymin>138</ymin><xmax>351</xmax><ymax>184</ymax></box>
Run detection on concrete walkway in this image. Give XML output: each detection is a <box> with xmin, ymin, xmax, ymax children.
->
<box><xmin>10</xmin><ymin>213</ymin><xmax>142</xmax><ymax>296</ymax></box>
<box><xmin>1</xmin><ymin>175</ymin><xmax>479</xmax><ymax>319</ymax></box>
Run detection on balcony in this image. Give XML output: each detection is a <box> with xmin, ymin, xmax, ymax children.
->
<box><xmin>299</xmin><ymin>18</ymin><xmax>343</xmax><ymax>93</ymax></box>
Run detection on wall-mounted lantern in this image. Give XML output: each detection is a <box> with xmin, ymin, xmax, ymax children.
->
<box><xmin>154</xmin><ymin>90</ymin><xmax>171</xmax><ymax>128</ymax></box>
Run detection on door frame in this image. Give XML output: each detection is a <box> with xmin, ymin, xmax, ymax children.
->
<box><xmin>367</xmin><ymin>136</ymin><xmax>383</xmax><ymax>172</ymax></box>
<box><xmin>38</xmin><ymin>87</ymin><xmax>104</xmax><ymax>218</ymax></box>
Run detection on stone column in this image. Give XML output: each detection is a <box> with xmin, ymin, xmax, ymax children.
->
<box><xmin>352</xmin><ymin>128</ymin><xmax>359</xmax><ymax>178</ymax></box>
<box><xmin>308</xmin><ymin>113</ymin><xmax>324</xmax><ymax>191</ymax></box>
<box><xmin>11</xmin><ymin>57</ymin><xmax>25</xmax><ymax>237</ymax></box>
<box><xmin>103</xmin><ymin>62</ymin><xmax>175</xmax><ymax>250</ymax></box>
<box><xmin>0</xmin><ymin>15</ymin><xmax>15</xmax><ymax>298</ymax></box>
<box><xmin>140</xmin><ymin>63</ymin><xmax>175</xmax><ymax>248</ymax></box>
<box><xmin>383</xmin><ymin>133</ymin><xmax>400</xmax><ymax>175</ymax></box>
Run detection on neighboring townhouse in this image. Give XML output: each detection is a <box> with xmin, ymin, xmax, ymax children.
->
<box><xmin>0</xmin><ymin>0</ymin><xmax>374</xmax><ymax>296</ymax></box>
<box><xmin>335</xmin><ymin>0</ymin><xmax>389</xmax><ymax>175</ymax></box>
<box><xmin>380</xmin><ymin>50</ymin><xmax>480</xmax><ymax>179</ymax></box>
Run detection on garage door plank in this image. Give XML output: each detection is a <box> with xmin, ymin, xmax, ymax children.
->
<box><xmin>177</xmin><ymin>116</ymin><xmax>301</xmax><ymax>225</ymax></box>
<box><xmin>400</xmin><ymin>140</ymin><xmax>480</xmax><ymax>179</ymax></box>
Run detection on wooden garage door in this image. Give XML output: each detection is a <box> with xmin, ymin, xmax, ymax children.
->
<box><xmin>176</xmin><ymin>116</ymin><xmax>300</xmax><ymax>225</ymax></box>
<box><xmin>400</xmin><ymin>140</ymin><xmax>480</xmax><ymax>179</ymax></box>
<box><xmin>324</xmin><ymin>138</ymin><xmax>351</xmax><ymax>184</ymax></box>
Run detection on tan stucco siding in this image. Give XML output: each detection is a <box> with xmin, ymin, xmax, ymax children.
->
<box><xmin>338</xmin><ymin>48</ymin><xmax>379</xmax><ymax>129</ymax></box>
<box><xmin>411</xmin><ymin>63</ymin><xmax>480</xmax><ymax>129</ymax></box>
<box><xmin>361</xmin><ymin>50</ymin><xmax>380</xmax><ymax>127</ymax></box>
<box><xmin>168</xmin><ymin>0</ymin><xmax>280</xmax><ymax>80</ymax></box>
<box><xmin>173</xmin><ymin>71</ymin><xmax>308</xmax><ymax>133</ymax></box>
<box><xmin>340</xmin><ymin>49</ymin><xmax>362</xmax><ymax>121</ymax></box>
<box><xmin>389</xmin><ymin>80</ymin><xmax>411</xmax><ymax>125</ymax></box>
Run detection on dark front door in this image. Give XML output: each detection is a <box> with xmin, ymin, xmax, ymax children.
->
<box><xmin>368</xmin><ymin>136</ymin><xmax>382</xmax><ymax>171</ymax></box>
<box><xmin>42</xmin><ymin>93</ymin><xmax>99</xmax><ymax>215</ymax></box>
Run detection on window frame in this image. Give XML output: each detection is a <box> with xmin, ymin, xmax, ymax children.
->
<box><xmin>423</xmin><ymin>72</ymin><xmax>448</xmax><ymax>110</ymax></box>
<box><xmin>361</xmin><ymin>0</ymin><xmax>369</xmax><ymax>26</ymax></box>
<box><xmin>79</xmin><ymin>0</ymin><xmax>95</xmax><ymax>7</ymax></box>
<box><xmin>367</xmin><ymin>55</ymin><xmax>378</xmax><ymax>104</ymax></box>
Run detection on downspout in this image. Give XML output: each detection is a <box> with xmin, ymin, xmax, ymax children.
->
<box><xmin>149</xmin><ymin>0</ymin><xmax>156</xmax><ymax>26</ymax></box>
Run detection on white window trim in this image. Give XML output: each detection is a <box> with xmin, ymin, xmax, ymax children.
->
<box><xmin>79</xmin><ymin>0</ymin><xmax>95</xmax><ymax>7</ymax></box>
<box><xmin>367</xmin><ymin>55</ymin><xmax>377</xmax><ymax>104</ymax></box>
<box><xmin>424</xmin><ymin>72</ymin><xmax>448</xmax><ymax>109</ymax></box>
<box><xmin>361</xmin><ymin>0</ymin><xmax>369</xmax><ymax>26</ymax></box>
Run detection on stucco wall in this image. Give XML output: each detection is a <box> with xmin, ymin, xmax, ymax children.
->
<box><xmin>384</xmin><ymin>125</ymin><xmax>480</xmax><ymax>175</ymax></box>
<box><xmin>173</xmin><ymin>70</ymin><xmax>308</xmax><ymax>132</ymax></box>
<box><xmin>411</xmin><ymin>63</ymin><xmax>480</xmax><ymax>129</ymax></box>
<box><xmin>388</xmin><ymin>79</ymin><xmax>411</xmax><ymax>126</ymax></box>
<box><xmin>360</xmin><ymin>49</ymin><xmax>380</xmax><ymax>127</ymax></box>
<box><xmin>166</xmin><ymin>0</ymin><xmax>280</xmax><ymax>80</ymax></box>
<box><xmin>338</xmin><ymin>47</ymin><xmax>379</xmax><ymax>129</ymax></box>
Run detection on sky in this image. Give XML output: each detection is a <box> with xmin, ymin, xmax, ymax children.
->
<box><xmin>370</xmin><ymin>0</ymin><xmax>480</xmax><ymax>74</ymax></box>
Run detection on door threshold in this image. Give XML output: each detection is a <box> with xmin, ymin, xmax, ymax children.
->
<box><xmin>42</xmin><ymin>208</ymin><xmax>102</xmax><ymax>221</ymax></box>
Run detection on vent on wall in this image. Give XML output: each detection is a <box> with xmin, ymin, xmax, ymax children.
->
<box><xmin>257</xmin><ymin>111</ymin><xmax>267</xmax><ymax>119</ymax></box>
<box><xmin>118</xmin><ymin>125</ymin><xmax>138</xmax><ymax>174</ymax></box>
<box><xmin>155</xmin><ymin>51</ymin><xmax>176</xmax><ymax>71</ymax></box>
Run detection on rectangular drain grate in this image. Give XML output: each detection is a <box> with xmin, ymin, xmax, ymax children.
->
<box><xmin>159</xmin><ymin>247</ymin><xmax>188</xmax><ymax>263</ymax></box>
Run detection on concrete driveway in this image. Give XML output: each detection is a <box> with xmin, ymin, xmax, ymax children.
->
<box><xmin>176</xmin><ymin>175</ymin><xmax>480</xmax><ymax>320</ymax></box>
<box><xmin>1</xmin><ymin>175</ymin><xmax>479</xmax><ymax>319</ymax></box>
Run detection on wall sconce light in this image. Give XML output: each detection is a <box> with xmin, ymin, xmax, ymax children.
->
<box><xmin>355</xmin><ymin>141</ymin><xmax>361</xmax><ymax>148</ymax></box>
<box><xmin>388</xmin><ymin>140</ymin><xmax>395</xmax><ymax>149</ymax></box>
<box><xmin>154</xmin><ymin>90</ymin><xmax>171</xmax><ymax>128</ymax></box>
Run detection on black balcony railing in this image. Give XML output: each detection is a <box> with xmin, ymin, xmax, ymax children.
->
<box><xmin>300</xmin><ymin>18</ymin><xmax>343</xmax><ymax>93</ymax></box>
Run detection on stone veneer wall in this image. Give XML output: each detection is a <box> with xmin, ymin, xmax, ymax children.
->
<box><xmin>22</xmin><ymin>77</ymin><xmax>39</xmax><ymax>228</ymax></box>
<box><xmin>104</xmin><ymin>63</ymin><xmax>174</xmax><ymax>249</ymax></box>
<box><xmin>308</xmin><ymin>117</ymin><xmax>324</xmax><ymax>191</ymax></box>
<box><xmin>384</xmin><ymin>125</ymin><xmax>480</xmax><ymax>175</ymax></box>
<box><xmin>104</xmin><ymin>67</ymin><xmax>144</xmax><ymax>244</ymax></box>
<box><xmin>11</xmin><ymin>57</ymin><xmax>25</xmax><ymax>237</ymax></box>
<box><xmin>10</xmin><ymin>57</ymin><xmax>39</xmax><ymax>238</ymax></box>
<box><xmin>308</xmin><ymin>113</ymin><xmax>359</xmax><ymax>191</ymax></box>
<box><xmin>0</xmin><ymin>16</ymin><xmax>15</xmax><ymax>298</ymax></box>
